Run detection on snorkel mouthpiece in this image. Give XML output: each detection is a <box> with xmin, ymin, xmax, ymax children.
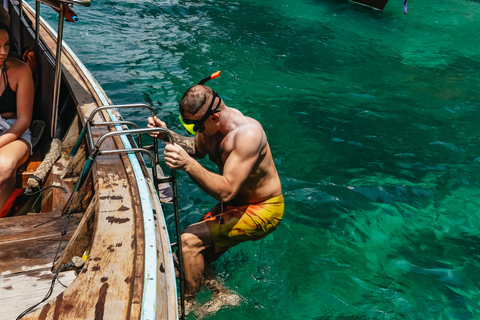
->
<box><xmin>198</xmin><ymin>71</ymin><xmax>221</xmax><ymax>85</ymax></box>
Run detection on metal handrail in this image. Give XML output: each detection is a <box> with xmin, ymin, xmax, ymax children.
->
<box><xmin>90</xmin><ymin>121</ymin><xmax>142</xmax><ymax>147</ymax></box>
<box><xmin>74</xmin><ymin>127</ymin><xmax>171</xmax><ymax>191</ymax></box>
<box><xmin>99</xmin><ymin>148</ymin><xmax>158</xmax><ymax>186</ymax></box>
<box><xmin>85</xmin><ymin>104</ymin><xmax>156</xmax><ymax>152</ymax></box>
<box><xmin>70</xmin><ymin>104</ymin><xmax>157</xmax><ymax>158</ymax></box>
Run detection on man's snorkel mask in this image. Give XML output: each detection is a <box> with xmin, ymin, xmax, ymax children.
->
<box><xmin>179</xmin><ymin>71</ymin><xmax>222</xmax><ymax>136</ymax></box>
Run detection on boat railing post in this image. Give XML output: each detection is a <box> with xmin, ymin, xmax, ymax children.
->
<box><xmin>51</xmin><ymin>1</ymin><xmax>64</xmax><ymax>138</ymax></box>
<box><xmin>35</xmin><ymin>1</ymin><xmax>40</xmax><ymax>43</ymax></box>
<box><xmin>170</xmin><ymin>160</ymin><xmax>185</xmax><ymax>319</ymax></box>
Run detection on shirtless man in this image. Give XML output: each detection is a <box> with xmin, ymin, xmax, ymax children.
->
<box><xmin>147</xmin><ymin>81</ymin><xmax>284</xmax><ymax>298</ymax></box>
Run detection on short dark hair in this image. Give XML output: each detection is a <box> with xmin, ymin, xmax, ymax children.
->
<box><xmin>179</xmin><ymin>85</ymin><xmax>213</xmax><ymax>115</ymax></box>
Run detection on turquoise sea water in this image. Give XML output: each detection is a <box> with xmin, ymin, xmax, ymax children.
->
<box><xmin>38</xmin><ymin>0</ymin><xmax>480</xmax><ymax>318</ymax></box>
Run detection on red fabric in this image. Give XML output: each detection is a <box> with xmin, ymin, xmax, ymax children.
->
<box><xmin>0</xmin><ymin>189</ymin><xmax>24</xmax><ymax>218</ymax></box>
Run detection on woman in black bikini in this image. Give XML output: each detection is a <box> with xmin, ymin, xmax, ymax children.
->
<box><xmin>0</xmin><ymin>23</ymin><xmax>34</xmax><ymax>210</ymax></box>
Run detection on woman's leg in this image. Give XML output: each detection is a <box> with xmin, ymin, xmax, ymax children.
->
<box><xmin>0</xmin><ymin>140</ymin><xmax>30</xmax><ymax>210</ymax></box>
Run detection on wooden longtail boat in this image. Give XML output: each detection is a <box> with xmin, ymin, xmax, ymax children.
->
<box><xmin>0</xmin><ymin>0</ymin><xmax>181</xmax><ymax>319</ymax></box>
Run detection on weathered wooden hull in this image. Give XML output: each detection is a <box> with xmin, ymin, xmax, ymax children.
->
<box><xmin>0</xmin><ymin>1</ymin><xmax>178</xmax><ymax>319</ymax></box>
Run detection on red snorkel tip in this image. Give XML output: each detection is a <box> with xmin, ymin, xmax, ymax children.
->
<box><xmin>211</xmin><ymin>71</ymin><xmax>221</xmax><ymax>79</ymax></box>
<box><xmin>198</xmin><ymin>71</ymin><xmax>221</xmax><ymax>85</ymax></box>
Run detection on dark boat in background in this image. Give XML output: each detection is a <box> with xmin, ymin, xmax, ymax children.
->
<box><xmin>351</xmin><ymin>0</ymin><xmax>389</xmax><ymax>10</ymax></box>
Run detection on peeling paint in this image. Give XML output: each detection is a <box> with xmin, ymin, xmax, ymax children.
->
<box><xmin>63</xmin><ymin>303</ymin><xmax>74</xmax><ymax>312</ymax></box>
<box><xmin>94</xmin><ymin>283</ymin><xmax>109</xmax><ymax>320</ymax></box>
<box><xmin>38</xmin><ymin>303</ymin><xmax>51</xmax><ymax>320</ymax></box>
<box><xmin>118</xmin><ymin>205</ymin><xmax>129</xmax><ymax>212</ymax></box>
<box><xmin>53</xmin><ymin>292</ymin><xmax>63</xmax><ymax>319</ymax></box>
<box><xmin>99</xmin><ymin>195</ymin><xmax>123</xmax><ymax>200</ymax></box>
<box><xmin>105</xmin><ymin>216</ymin><xmax>130</xmax><ymax>224</ymax></box>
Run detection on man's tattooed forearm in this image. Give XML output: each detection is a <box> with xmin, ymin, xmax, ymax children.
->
<box><xmin>168</xmin><ymin>131</ymin><xmax>196</xmax><ymax>156</ymax></box>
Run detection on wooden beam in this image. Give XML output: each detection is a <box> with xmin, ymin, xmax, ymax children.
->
<box><xmin>0</xmin><ymin>211</ymin><xmax>80</xmax><ymax>274</ymax></box>
<box><xmin>52</xmin><ymin>196</ymin><xmax>96</xmax><ymax>273</ymax></box>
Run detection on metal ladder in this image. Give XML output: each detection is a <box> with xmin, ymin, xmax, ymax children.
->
<box><xmin>71</xmin><ymin>104</ymin><xmax>186</xmax><ymax>319</ymax></box>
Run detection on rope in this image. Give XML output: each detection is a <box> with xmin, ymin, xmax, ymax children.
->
<box><xmin>26</xmin><ymin>138</ymin><xmax>62</xmax><ymax>190</ymax></box>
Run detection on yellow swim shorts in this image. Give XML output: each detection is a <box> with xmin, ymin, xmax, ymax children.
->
<box><xmin>201</xmin><ymin>195</ymin><xmax>284</xmax><ymax>253</ymax></box>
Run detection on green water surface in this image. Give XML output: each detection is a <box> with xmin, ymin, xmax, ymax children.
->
<box><xmin>38</xmin><ymin>0</ymin><xmax>480</xmax><ymax>318</ymax></box>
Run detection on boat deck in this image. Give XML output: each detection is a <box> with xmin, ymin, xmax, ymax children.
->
<box><xmin>0</xmin><ymin>212</ymin><xmax>79</xmax><ymax>320</ymax></box>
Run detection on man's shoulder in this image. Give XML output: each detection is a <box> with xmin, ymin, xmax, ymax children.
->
<box><xmin>238</xmin><ymin>116</ymin><xmax>264</xmax><ymax>135</ymax></box>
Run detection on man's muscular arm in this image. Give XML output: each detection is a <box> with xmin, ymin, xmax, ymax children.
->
<box><xmin>164</xmin><ymin>125</ymin><xmax>263</xmax><ymax>203</ymax></box>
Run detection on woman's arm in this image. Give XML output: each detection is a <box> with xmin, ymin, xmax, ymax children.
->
<box><xmin>0</xmin><ymin>111</ymin><xmax>17</xmax><ymax>119</ymax></box>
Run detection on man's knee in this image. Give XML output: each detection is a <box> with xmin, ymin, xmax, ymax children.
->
<box><xmin>181</xmin><ymin>233</ymin><xmax>203</xmax><ymax>253</ymax></box>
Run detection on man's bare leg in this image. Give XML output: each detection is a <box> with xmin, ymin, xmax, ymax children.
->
<box><xmin>180</xmin><ymin>222</ymin><xmax>240</xmax><ymax>317</ymax></box>
<box><xmin>181</xmin><ymin>221</ymin><xmax>214</xmax><ymax>296</ymax></box>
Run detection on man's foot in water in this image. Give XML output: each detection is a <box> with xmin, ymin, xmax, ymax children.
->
<box><xmin>191</xmin><ymin>264</ymin><xmax>242</xmax><ymax>318</ymax></box>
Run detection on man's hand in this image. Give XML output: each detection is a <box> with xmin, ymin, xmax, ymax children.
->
<box><xmin>147</xmin><ymin>116</ymin><xmax>169</xmax><ymax>141</ymax></box>
<box><xmin>164</xmin><ymin>143</ymin><xmax>194</xmax><ymax>171</ymax></box>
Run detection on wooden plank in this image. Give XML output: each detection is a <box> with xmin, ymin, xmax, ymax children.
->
<box><xmin>0</xmin><ymin>264</ymin><xmax>76</xmax><ymax>320</ymax></box>
<box><xmin>148</xmin><ymin>179</ymin><xmax>178</xmax><ymax>320</ymax></box>
<box><xmin>21</xmin><ymin>159</ymin><xmax>43</xmax><ymax>188</ymax></box>
<box><xmin>52</xmin><ymin>197</ymin><xmax>96</xmax><ymax>273</ymax></box>
<box><xmin>16</xmin><ymin>148</ymin><xmax>44</xmax><ymax>189</ymax></box>
<box><xmin>22</xmin><ymin>158</ymin><xmax>140</xmax><ymax>319</ymax></box>
<box><xmin>61</xmin><ymin>139</ymin><xmax>87</xmax><ymax>179</ymax></box>
<box><xmin>0</xmin><ymin>212</ymin><xmax>81</xmax><ymax>274</ymax></box>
